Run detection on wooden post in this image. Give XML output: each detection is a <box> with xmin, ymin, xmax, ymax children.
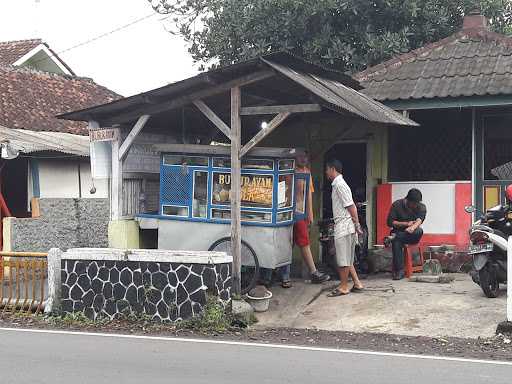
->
<box><xmin>230</xmin><ymin>87</ymin><xmax>242</xmax><ymax>296</ymax></box>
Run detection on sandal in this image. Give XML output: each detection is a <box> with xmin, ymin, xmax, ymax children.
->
<box><xmin>327</xmin><ymin>288</ymin><xmax>349</xmax><ymax>297</ymax></box>
<box><xmin>281</xmin><ymin>280</ymin><xmax>292</xmax><ymax>289</ymax></box>
<box><xmin>350</xmin><ymin>286</ymin><xmax>364</xmax><ymax>293</ymax></box>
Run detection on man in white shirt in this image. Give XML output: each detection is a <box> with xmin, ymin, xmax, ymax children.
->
<box><xmin>325</xmin><ymin>159</ymin><xmax>364</xmax><ymax>296</ymax></box>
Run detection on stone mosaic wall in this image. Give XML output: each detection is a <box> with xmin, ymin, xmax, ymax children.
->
<box><xmin>61</xmin><ymin>259</ymin><xmax>231</xmax><ymax>321</ymax></box>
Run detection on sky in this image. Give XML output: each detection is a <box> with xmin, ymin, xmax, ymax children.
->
<box><xmin>0</xmin><ymin>0</ymin><xmax>199</xmax><ymax>96</ymax></box>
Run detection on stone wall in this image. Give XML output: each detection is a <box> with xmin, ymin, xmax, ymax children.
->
<box><xmin>58</xmin><ymin>249</ymin><xmax>232</xmax><ymax>321</ymax></box>
<box><xmin>368</xmin><ymin>248</ymin><xmax>472</xmax><ymax>273</ymax></box>
<box><xmin>4</xmin><ymin>198</ymin><xmax>109</xmax><ymax>252</ymax></box>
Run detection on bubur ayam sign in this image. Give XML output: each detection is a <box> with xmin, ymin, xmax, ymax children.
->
<box><xmin>212</xmin><ymin>173</ymin><xmax>273</xmax><ymax>207</ymax></box>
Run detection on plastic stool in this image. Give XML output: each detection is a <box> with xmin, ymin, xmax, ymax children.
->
<box><xmin>404</xmin><ymin>245</ymin><xmax>424</xmax><ymax>278</ymax></box>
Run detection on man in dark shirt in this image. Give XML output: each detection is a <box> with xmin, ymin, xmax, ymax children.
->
<box><xmin>385</xmin><ymin>188</ymin><xmax>427</xmax><ymax>280</ymax></box>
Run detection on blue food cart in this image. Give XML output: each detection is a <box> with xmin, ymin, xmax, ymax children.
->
<box><xmin>137</xmin><ymin>146</ymin><xmax>309</xmax><ymax>293</ymax></box>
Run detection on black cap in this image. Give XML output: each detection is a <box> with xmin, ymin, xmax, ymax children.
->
<box><xmin>406</xmin><ymin>188</ymin><xmax>422</xmax><ymax>203</ymax></box>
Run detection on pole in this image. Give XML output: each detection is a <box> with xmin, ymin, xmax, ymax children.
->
<box><xmin>230</xmin><ymin>87</ymin><xmax>242</xmax><ymax>296</ymax></box>
<box><xmin>508</xmin><ymin>236</ymin><xmax>512</xmax><ymax>322</ymax></box>
<box><xmin>110</xmin><ymin>129</ymin><xmax>122</xmax><ymax>220</ymax></box>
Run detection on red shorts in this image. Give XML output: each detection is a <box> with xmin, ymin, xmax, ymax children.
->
<box><xmin>293</xmin><ymin>220</ymin><xmax>310</xmax><ymax>247</ymax></box>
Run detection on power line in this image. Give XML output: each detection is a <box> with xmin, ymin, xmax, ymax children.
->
<box><xmin>30</xmin><ymin>12</ymin><xmax>159</xmax><ymax>67</ymax></box>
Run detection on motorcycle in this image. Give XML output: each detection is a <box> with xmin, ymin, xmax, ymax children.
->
<box><xmin>466</xmin><ymin>204</ymin><xmax>509</xmax><ymax>298</ymax></box>
<box><xmin>319</xmin><ymin>201</ymin><xmax>369</xmax><ymax>277</ymax></box>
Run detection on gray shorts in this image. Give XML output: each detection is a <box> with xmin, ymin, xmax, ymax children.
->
<box><xmin>334</xmin><ymin>233</ymin><xmax>357</xmax><ymax>267</ymax></box>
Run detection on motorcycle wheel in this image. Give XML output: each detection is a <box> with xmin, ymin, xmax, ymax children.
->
<box><xmin>479</xmin><ymin>264</ymin><xmax>500</xmax><ymax>298</ymax></box>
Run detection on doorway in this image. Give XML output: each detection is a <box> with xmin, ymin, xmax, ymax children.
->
<box><xmin>0</xmin><ymin>158</ymin><xmax>29</xmax><ymax>218</ymax></box>
<box><xmin>322</xmin><ymin>143</ymin><xmax>367</xmax><ymax>219</ymax></box>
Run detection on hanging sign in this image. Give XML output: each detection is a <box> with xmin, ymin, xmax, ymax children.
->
<box><xmin>89</xmin><ymin>128</ymin><xmax>118</xmax><ymax>142</ymax></box>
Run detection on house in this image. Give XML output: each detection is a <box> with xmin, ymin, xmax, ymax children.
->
<box><xmin>355</xmin><ymin>11</ymin><xmax>512</xmax><ymax>250</ymax></box>
<box><xmin>0</xmin><ymin>39</ymin><xmax>119</xmax><ymax>251</ymax></box>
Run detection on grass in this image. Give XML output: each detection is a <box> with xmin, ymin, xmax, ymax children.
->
<box><xmin>179</xmin><ymin>296</ymin><xmax>233</xmax><ymax>332</ymax></box>
<box><xmin>7</xmin><ymin>294</ymin><xmax>256</xmax><ymax>334</ymax></box>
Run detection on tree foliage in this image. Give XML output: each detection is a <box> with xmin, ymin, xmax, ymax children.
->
<box><xmin>149</xmin><ymin>0</ymin><xmax>512</xmax><ymax>72</ymax></box>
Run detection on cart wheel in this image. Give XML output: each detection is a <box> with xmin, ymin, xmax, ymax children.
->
<box><xmin>208</xmin><ymin>237</ymin><xmax>259</xmax><ymax>295</ymax></box>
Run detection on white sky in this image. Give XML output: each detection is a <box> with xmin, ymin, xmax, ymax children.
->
<box><xmin>0</xmin><ymin>0</ymin><xmax>199</xmax><ymax>96</ymax></box>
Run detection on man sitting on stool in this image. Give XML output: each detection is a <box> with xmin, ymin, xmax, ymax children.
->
<box><xmin>384</xmin><ymin>188</ymin><xmax>426</xmax><ymax>280</ymax></box>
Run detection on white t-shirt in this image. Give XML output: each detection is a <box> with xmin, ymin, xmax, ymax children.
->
<box><xmin>331</xmin><ymin>174</ymin><xmax>355</xmax><ymax>238</ymax></box>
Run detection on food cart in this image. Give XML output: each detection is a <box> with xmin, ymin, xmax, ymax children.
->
<box><xmin>136</xmin><ymin>146</ymin><xmax>309</xmax><ymax>293</ymax></box>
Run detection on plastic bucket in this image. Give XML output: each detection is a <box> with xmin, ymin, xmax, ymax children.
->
<box><xmin>246</xmin><ymin>291</ymin><xmax>273</xmax><ymax>312</ymax></box>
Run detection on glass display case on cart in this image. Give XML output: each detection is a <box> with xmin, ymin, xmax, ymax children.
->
<box><xmin>137</xmin><ymin>150</ymin><xmax>309</xmax><ymax>293</ymax></box>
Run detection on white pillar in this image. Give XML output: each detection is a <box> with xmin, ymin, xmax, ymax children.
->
<box><xmin>45</xmin><ymin>248</ymin><xmax>62</xmax><ymax>314</ymax></box>
<box><xmin>508</xmin><ymin>236</ymin><xmax>512</xmax><ymax>322</ymax></box>
<box><xmin>111</xmin><ymin>129</ymin><xmax>122</xmax><ymax>220</ymax></box>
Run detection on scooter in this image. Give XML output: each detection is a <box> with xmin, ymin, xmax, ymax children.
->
<box><xmin>466</xmin><ymin>204</ymin><xmax>509</xmax><ymax>298</ymax></box>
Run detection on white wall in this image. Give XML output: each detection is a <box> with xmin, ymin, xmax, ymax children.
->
<box><xmin>80</xmin><ymin>159</ymin><xmax>109</xmax><ymax>198</ymax></box>
<box><xmin>38</xmin><ymin>158</ymin><xmax>108</xmax><ymax>199</ymax></box>
<box><xmin>391</xmin><ymin>182</ymin><xmax>456</xmax><ymax>234</ymax></box>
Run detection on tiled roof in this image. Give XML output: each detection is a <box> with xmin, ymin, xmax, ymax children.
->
<box><xmin>0</xmin><ymin>39</ymin><xmax>42</xmax><ymax>65</ymax></box>
<box><xmin>0</xmin><ymin>65</ymin><xmax>120</xmax><ymax>135</ymax></box>
<box><xmin>355</xmin><ymin>28</ymin><xmax>512</xmax><ymax>101</ymax></box>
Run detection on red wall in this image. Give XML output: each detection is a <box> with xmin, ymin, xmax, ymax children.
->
<box><xmin>376</xmin><ymin>183</ymin><xmax>472</xmax><ymax>248</ymax></box>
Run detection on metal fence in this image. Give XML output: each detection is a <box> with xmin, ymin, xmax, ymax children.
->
<box><xmin>0</xmin><ymin>252</ymin><xmax>48</xmax><ymax>314</ymax></box>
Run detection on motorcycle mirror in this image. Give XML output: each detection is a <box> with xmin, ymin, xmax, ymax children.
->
<box><xmin>465</xmin><ymin>205</ymin><xmax>476</xmax><ymax>213</ymax></box>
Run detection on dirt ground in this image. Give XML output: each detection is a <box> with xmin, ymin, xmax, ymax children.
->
<box><xmin>255</xmin><ymin>273</ymin><xmax>507</xmax><ymax>339</ymax></box>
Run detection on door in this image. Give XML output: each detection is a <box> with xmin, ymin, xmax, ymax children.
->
<box><xmin>322</xmin><ymin>143</ymin><xmax>367</xmax><ymax>219</ymax></box>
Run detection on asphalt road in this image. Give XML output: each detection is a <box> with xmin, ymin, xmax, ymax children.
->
<box><xmin>1</xmin><ymin>328</ymin><xmax>511</xmax><ymax>384</ymax></box>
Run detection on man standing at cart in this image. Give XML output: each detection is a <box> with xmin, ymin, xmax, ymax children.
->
<box><xmin>269</xmin><ymin>151</ymin><xmax>330</xmax><ymax>288</ymax></box>
<box><xmin>325</xmin><ymin>159</ymin><xmax>364</xmax><ymax>296</ymax></box>
<box><xmin>262</xmin><ymin>152</ymin><xmax>330</xmax><ymax>288</ymax></box>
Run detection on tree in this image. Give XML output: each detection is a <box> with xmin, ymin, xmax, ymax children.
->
<box><xmin>148</xmin><ymin>0</ymin><xmax>512</xmax><ymax>73</ymax></box>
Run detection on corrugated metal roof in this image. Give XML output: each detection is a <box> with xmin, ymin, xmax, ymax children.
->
<box><xmin>0</xmin><ymin>125</ymin><xmax>89</xmax><ymax>156</ymax></box>
<box><xmin>59</xmin><ymin>52</ymin><xmax>360</xmax><ymax>123</ymax></box>
<box><xmin>60</xmin><ymin>52</ymin><xmax>415</xmax><ymax>127</ymax></box>
<box><xmin>355</xmin><ymin>29</ymin><xmax>512</xmax><ymax>101</ymax></box>
<box><xmin>263</xmin><ymin>59</ymin><xmax>417</xmax><ymax>126</ymax></box>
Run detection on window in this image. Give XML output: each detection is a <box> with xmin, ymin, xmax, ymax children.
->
<box><xmin>279</xmin><ymin>159</ymin><xmax>295</xmax><ymax>170</ymax></box>
<box><xmin>278</xmin><ymin>174</ymin><xmax>293</xmax><ymax>208</ymax></box>
<box><xmin>162</xmin><ymin>205</ymin><xmax>189</xmax><ymax>217</ymax></box>
<box><xmin>163</xmin><ymin>155</ymin><xmax>208</xmax><ymax>167</ymax></box>
<box><xmin>210</xmin><ymin>208</ymin><xmax>271</xmax><ymax>223</ymax></box>
<box><xmin>213</xmin><ymin>158</ymin><xmax>274</xmax><ymax>170</ymax></box>
<box><xmin>277</xmin><ymin>211</ymin><xmax>293</xmax><ymax>222</ymax></box>
<box><xmin>483</xmin><ymin>115</ymin><xmax>512</xmax><ymax>180</ymax></box>
<box><xmin>192</xmin><ymin>171</ymin><xmax>208</xmax><ymax>218</ymax></box>
<box><xmin>212</xmin><ymin>172</ymin><xmax>273</xmax><ymax>208</ymax></box>
<box><xmin>295</xmin><ymin>177</ymin><xmax>307</xmax><ymax>215</ymax></box>
<box><xmin>212</xmin><ymin>157</ymin><xmax>230</xmax><ymax>168</ymax></box>
<box><xmin>388</xmin><ymin>110</ymin><xmax>471</xmax><ymax>181</ymax></box>
<box><xmin>242</xmin><ymin>158</ymin><xmax>274</xmax><ymax>170</ymax></box>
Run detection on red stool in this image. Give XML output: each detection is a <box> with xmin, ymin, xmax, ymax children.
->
<box><xmin>404</xmin><ymin>245</ymin><xmax>424</xmax><ymax>278</ymax></box>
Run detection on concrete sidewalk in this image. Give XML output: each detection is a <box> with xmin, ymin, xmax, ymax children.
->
<box><xmin>255</xmin><ymin>273</ymin><xmax>507</xmax><ymax>338</ymax></box>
